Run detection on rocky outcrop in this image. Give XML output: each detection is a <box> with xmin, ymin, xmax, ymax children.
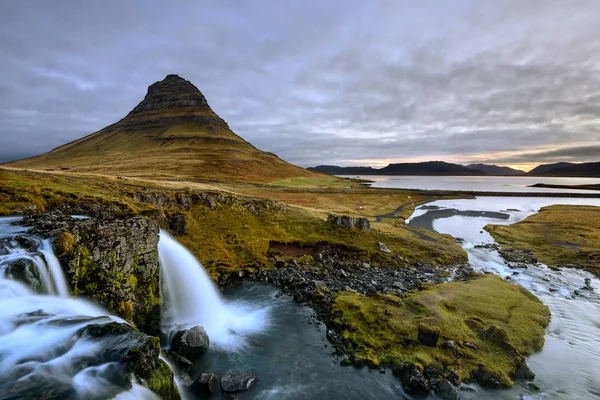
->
<box><xmin>0</xmin><ymin>321</ymin><xmax>179</xmax><ymax>400</ymax></box>
<box><xmin>327</xmin><ymin>215</ymin><xmax>371</xmax><ymax>232</ymax></box>
<box><xmin>21</xmin><ymin>211</ymin><xmax>161</xmax><ymax>331</ymax></box>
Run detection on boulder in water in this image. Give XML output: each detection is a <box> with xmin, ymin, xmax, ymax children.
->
<box><xmin>171</xmin><ymin>325</ymin><xmax>210</xmax><ymax>360</ymax></box>
<box><xmin>14</xmin><ymin>235</ymin><xmax>39</xmax><ymax>252</ymax></box>
<box><xmin>166</xmin><ymin>351</ymin><xmax>194</xmax><ymax>375</ymax></box>
<box><xmin>220</xmin><ymin>371</ymin><xmax>258</xmax><ymax>393</ymax></box>
<box><xmin>433</xmin><ymin>379</ymin><xmax>459</xmax><ymax>400</ymax></box>
<box><xmin>5</xmin><ymin>258</ymin><xmax>44</xmax><ymax>293</ymax></box>
<box><xmin>392</xmin><ymin>363</ymin><xmax>429</xmax><ymax>395</ymax></box>
<box><xmin>191</xmin><ymin>373</ymin><xmax>218</xmax><ymax>397</ymax></box>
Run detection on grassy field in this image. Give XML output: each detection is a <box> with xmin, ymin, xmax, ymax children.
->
<box><xmin>332</xmin><ymin>274</ymin><xmax>550</xmax><ymax>386</ymax></box>
<box><xmin>0</xmin><ymin>168</ymin><xmax>467</xmax><ymax>276</ymax></box>
<box><xmin>486</xmin><ymin>205</ymin><xmax>600</xmax><ymax>277</ymax></box>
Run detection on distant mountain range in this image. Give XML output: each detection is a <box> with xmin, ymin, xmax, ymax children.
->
<box><xmin>310</xmin><ymin>161</ymin><xmax>600</xmax><ymax>177</ymax></box>
<box><xmin>466</xmin><ymin>164</ymin><xmax>525</xmax><ymax>175</ymax></box>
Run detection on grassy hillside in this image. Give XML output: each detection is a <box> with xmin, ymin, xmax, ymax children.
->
<box><xmin>486</xmin><ymin>205</ymin><xmax>600</xmax><ymax>277</ymax></box>
<box><xmin>0</xmin><ymin>168</ymin><xmax>467</xmax><ymax>277</ymax></box>
<box><xmin>6</xmin><ymin>75</ymin><xmax>316</xmax><ymax>183</ymax></box>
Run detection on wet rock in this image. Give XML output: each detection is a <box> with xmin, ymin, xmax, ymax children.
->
<box><xmin>171</xmin><ymin>326</ymin><xmax>210</xmax><ymax>360</ymax></box>
<box><xmin>191</xmin><ymin>373</ymin><xmax>218</xmax><ymax>397</ymax></box>
<box><xmin>0</xmin><ymin>373</ymin><xmax>77</xmax><ymax>400</ymax></box>
<box><xmin>434</xmin><ymin>379</ymin><xmax>459</xmax><ymax>400</ymax></box>
<box><xmin>474</xmin><ymin>366</ymin><xmax>502</xmax><ymax>388</ymax></box>
<box><xmin>514</xmin><ymin>359</ymin><xmax>535</xmax><ymax>381</ymax></box>
<box><xmin>166</xmin><ymin>351</ymin><xmax>194</xmax><ymax>375</ymax></box>
<box><xmin>14</xmin><ymin>235</ymin><xmax>38</xmax><ymax>252</ymax></box>
<box><xmin>417</xmin><ymin>324</ymin><xmax>440</xmax><ymax>347</ymax></box>
<box><xmin>582</xmin><ymin>278</ymin><xmax>594</xmax><ymax>291</ymax></box>
<box><xmin>446</xmin><ymin>370</ymin><xmax>461</xmax><ymax>386</ymax></box>
<box><xmin>527</xmin><ymin>382</ymin><xmax>541</xmax><ymax>392</ymax></box>
<box><xmin>377</xmin><ymin>242</ymin><xmax>391</xmax><ymax>253</ymax></box>
<box><xmin>220</xmin><ymin>371</ymin><xmax>258</xmax><ymax>393</ymax></box>
<box><xmin>5</xmin><ymin>258</ymin><xmax>44</xmax><ymax>294</ymax></box>
<box><xmin>393</xmin><ymin>363</ymin><xmax>429</xmax><ymax>395</ymax></box>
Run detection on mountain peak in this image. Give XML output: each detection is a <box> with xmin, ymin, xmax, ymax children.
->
<box><xmin>129</xmin><ymin>74</ymin><xmax>211</xmax><ymax>115</ymax></box>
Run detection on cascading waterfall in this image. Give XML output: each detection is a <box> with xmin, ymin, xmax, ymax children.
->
<box><xmin>0</xmin><ymin>217</ymin><xmax>158</xmax><ymax>399</ymax></box>
<box><xmin>158</xmin><ymin>230</ymin><xmax>270</xmax><ymax>351</ymax></box>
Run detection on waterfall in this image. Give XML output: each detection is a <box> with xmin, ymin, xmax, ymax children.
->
<box><xmin>158</xmin><ymin>230</ymin><xmax>270</xmax><ymax>351</ymax></box>
<box><xmin>0</xmin><ymin>217</ymin><xmax>161</xmax><ymax>399</ymax></box>
<box><xmin>40</xmin><ymin>239</ymin><xmax>69</xmax><ymax>297</ymax></box>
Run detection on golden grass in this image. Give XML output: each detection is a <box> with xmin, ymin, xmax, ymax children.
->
<box><xmin>486</xmin><ymin>205</ymin><xmax>600</xmax><ymax>277</ymax></box>
<box><xmin>332</xmin><ymin>274</ymin><xmax>550</xmax><ymax>386</ymax></box>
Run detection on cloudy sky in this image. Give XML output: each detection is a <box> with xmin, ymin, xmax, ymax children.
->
<box><xmin>1</xmin><ymin>0</ymin><xmax>600</xmax><ymax>171</ymax></box>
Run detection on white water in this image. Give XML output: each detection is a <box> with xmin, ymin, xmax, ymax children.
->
<box><xmin>408</xmin><ymin>197</ymin><xmax>600</xmax><ymax>399</ymax></box>
<box><xmin>41</xmin><ymin>239</ymin><xmax>69</xmax><ymax>297</ymax></box>
<box><xmin>158</xmin><ymin>230</ymin><xmax>270</xmax><ymax>351</ymax></box>
<box><xmin>0</xmin><ymin>217</ymin><xmax>158</xmax><ymax>399</ymax></box>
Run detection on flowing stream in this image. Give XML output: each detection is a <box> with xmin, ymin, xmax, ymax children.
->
<box><xmin>0</xmin><ymin>217</ymin><xmax>158</xmax><ymax>400</ymax></box>
<box><xmin>408</xmin><ymin>197</ymin><xmax>600</xmax><ymax>399</ymax></box>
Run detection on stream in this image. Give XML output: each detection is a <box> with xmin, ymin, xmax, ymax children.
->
<box><xmin>408</xmin><ymin>197</ymin><xmax>600</xmax><ymax>399</ymax></box>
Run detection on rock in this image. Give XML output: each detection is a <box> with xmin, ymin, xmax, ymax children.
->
<box><xmin>275</xmin><ymin>259</ymin><xmax>286</xmax><ymax>268</ymax></box>
<box><xmin>441</xmin><ymin>340</ymin><xmax>458</xmax><ymax>357</ymax></box>
<box><xmin>377</xmin><ymin>242</ymin><xmax>391</xmax><ymax>253</ymax></box>
<box><xmin>220</xmin><ymin>371</ymin><xmax>258</xmax><ymax>393</ymax></box>
<box><xmin>527</xmin><ymin>382</ymin><xmax>541</xmax><ymax>392</ymax></box>
<box><xmin>514</xmin><ymin>359</ymin><xmax>535</xmax><ymax>381</ymax></box>
<box><xmin>221</xmin><ymin>394</ymin><xmax>238</xmax><ymax>400</ymax></box>
<box><xmin>434</xmin><ymin>379</ymin><xmax>459</xmax><ymax>400</ymax></box>
<box><xmin>474</xmin><ymin>366</ymin><xmax>502</xmax><ymax>388</ymax></box>
<box><xmin>4</xmin><ymin>258</ymin><xmax>45</xmax><ymax>294</ymax></box>
<box><xmin>423</xmin><ymin>365</ymin><xmax>441</xmax><ymax>379</ymax></box>
<box><xmin>191</xmin><ymin>373</ymin><xmax>218</xmax><ymax>397</ymax></box>
<box><xmin>582</xmin><ymin>278</ymin><xmax>594</xmax><ymax>291</ymax></box>
<box><xmin>171</xmin><ymin>326</ymin><xmax>210</xmax><ymax>360</ymax></box>
<box><xmin>446</xmin><ymin>370</ymin><xmax>460</xmax><ymax>385</ymax></box>
<box><xmin>168</xmin><ymin>213</ymin><xmax>188</xmax><ymax>236</ymax></box>
<box><xmin>417</xmin><ymin>324</ymin><xmax>440</xmax><ymax>347</ymax></box>
<box><xmin>393</xmin><ymin>363</ymin><xmax>429</xmax><ymax>395</ymax></box>
<box><xmin>14</xmin><ymin>235</ymin><xmax>38</xmax><ymax>252</ymax></box>
<box><xmin>166</xmin><ymin>351</ymin><xmax>193</xmax><ymax>375</ymax></box>
<box><xmin>327</xmin><ymin>215</ymin><xmax>371</xmax><ymax>232</ymax></box>
<box><xmin>463</xmin><ymin>342</ymin><xmax>478</xmax><ymax>350</ymax></box>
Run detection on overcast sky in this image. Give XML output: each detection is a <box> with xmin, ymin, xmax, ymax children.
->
<box><xmin>1</xmin><ymin>0</ymin><xmax>600</xmax><ymax>171</ymax></box>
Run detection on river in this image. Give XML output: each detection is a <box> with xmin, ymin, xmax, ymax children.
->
<box><xmin>408</xmin><ymin>197</ymin><xmax>600</xmax><ymax>399</ymax></box>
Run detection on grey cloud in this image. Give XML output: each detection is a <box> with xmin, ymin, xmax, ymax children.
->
<box><xmin>1</xmin><ymin>0</ymin><xmax>600</xmax><ymax>167</ymax></box>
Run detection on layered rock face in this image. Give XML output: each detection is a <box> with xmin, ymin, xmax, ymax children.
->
<box><xmin>120</xmin><ymin>74</ymin><xmax>230</xmax><ymax>131</ymax></box>
<box><xmin>23</xmin><ymin>212</ymin><xmax>161</xmax><ymax>331</ymax></box>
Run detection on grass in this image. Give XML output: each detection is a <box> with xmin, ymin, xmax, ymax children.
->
<box><xmin>0</xmin><ymin>168</ymin><xmax>467</xmax><ymax>277</ymax></box>
<box><xmin>486</xmin><ymin>205</ymin><xmax>600</xmax><ymax>277</ymax></box>
<box><xmin>179</xmin><ymin>201</ymin><xmax>466</xmax><ymax>279</ymax></box>
<box><xmin>332</xmin><ymin>274</ymin><xmax>550</xmax><ymax>386</ymax></box>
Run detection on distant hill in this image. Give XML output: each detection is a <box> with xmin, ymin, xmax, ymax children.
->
<box><xmin>7</xmin><ymin>74</ymin><xmax>315</xmax><ymax>183</ymax></box>
<box><xmin>308</xmin><ymin>165</ymin><xmax>377</xmax><ymax>175</ymax></box>
<box><xmin>531</xmin><ymin>161</ymin><xmax>600</xmax><ymax>177</ymax></box>
<box><xmin>466</xmin><ymin>164</ymin><xmax>525</xmax><ymax>176</ymax></box>
<box><xmin>309</xmin><ymin>161</ymin><xmax>485</xmax><ymax>176</ymax></box>
<box><xmin>526</xmin><ymin>162</ymin><xmax>576</xmax><ymax>175</ymax></box>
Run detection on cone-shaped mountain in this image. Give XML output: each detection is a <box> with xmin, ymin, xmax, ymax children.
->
<box><xmin>8</xmin><ymin>74</ymin><xmax>313</xmax><ymax>183</ymax></box>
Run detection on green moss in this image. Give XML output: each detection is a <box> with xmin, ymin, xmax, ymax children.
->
<box><xmin>486</xmin><ymin>205</ymin><xmax>600</xmax><ymax>277</ymax></box>
<box><xmin>55</xmin><ymin>232</ymin><xmax>74</xmax><ymax>255</ymax></box>
<box><xmin>331</xmin><ymin>274</ymin><xmax>550</xmax><ymax>387</ymax></box>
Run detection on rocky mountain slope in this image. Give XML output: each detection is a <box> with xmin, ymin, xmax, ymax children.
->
<box><xmin>7</xmin><ymin>74</ymin><xmax>315</xmax><ymax>183</ymax></box>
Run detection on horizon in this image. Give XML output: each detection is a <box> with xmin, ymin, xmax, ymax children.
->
<box><xmin>2</xmin><ymin>1</ymin><xmax>600</xmax><ymax>170</ymax></box>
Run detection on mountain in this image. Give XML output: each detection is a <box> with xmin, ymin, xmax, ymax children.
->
<box><xmin>309</xmin><ymin>161</ymin><xmax>486</xmax><ymax>176</ymax></box>
<box><xmin>379</xmin><ymin>161</ymin><xmax>485</xmax><ymax>175</ymax></box>
<box><xmin>531</xmin><ymin>161</ymin><xmax>600</xmax><ymax>177</ymax></box>
<box><xmin>7</xmin><ymin>74</ymin><xmax>314</xmax><ymax>183</ymax></box>
<box><xmin>526</xmin><ymin>162</ymin><xmax>576</xmax><ymax>175</ymax></box>
<box><xmin>308</xmin><ymin>165</ymin><xmax>377</xmax><ymax>175</ymax></box>
<box><xmin>466</xmin><ymin>164</ymin><xmax>525</xmax><ymax>175</ymax></box>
